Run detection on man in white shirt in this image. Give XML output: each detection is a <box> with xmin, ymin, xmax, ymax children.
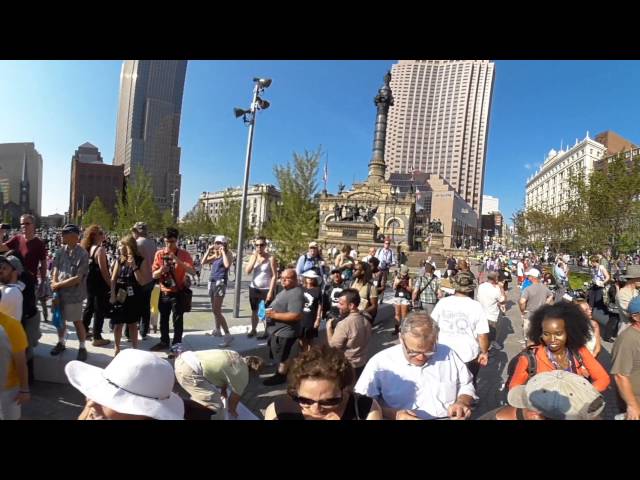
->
<box><xmin>430</xmin><ymin>271</ymin><xmax>490</xmax><ymax>385</ymax></box>
<box><xmin>477</xmin><ymin>272</ymin><xmax>506</xmax><ymax>351</ymax></box>
<box><xmin>362</xmin><ymin>247</ymin><xmax>377</xmax><ymax>264</ymax></box>
<box><xmin>355</xmin><ymin>312</ymin><xmax>475</xmax><ymax>420</ymax></box>
<box><xmin>0</xmin><ymin>255</ymin><xmax>24</xmax><ymax>321</ymax></box>
<box><xmin>516</xmin><ymin>258</ymin><xmax>525</xmax><ymax>286</ymax></box>
<box><xmin>375</xmin><ymin>238</ymin><xmax>396</xmax><ymax>297</ymax></box>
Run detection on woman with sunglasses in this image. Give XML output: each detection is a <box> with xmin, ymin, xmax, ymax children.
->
<box><xmin>245</xmin><ymin>236</ymin><xmax>277</xmax><ymax>339</ymax></box>
<box><xmin>203</xmin><ymin>235</ymin><xmax>234</xmax><ymax>347</ymax></box>
<box><xmin>264</xmin><ymin>345</ymin><xmax>382</xmax><ymax>420</ymax></box>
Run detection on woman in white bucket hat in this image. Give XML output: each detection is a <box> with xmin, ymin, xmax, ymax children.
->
<box><xmin>65</xmin><ymin>349</ymin><xmax>184</xmax><ymax>420</ymax></box>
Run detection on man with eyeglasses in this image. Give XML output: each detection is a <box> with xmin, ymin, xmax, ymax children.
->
<box><xmin>150</xmin><ymin>228</ymin><xmax>195</xmax><ymax>352</ymax></box>
<box><xmin>263</xmin><ymin>269</ymin><xmax>305</xmax><ymax>386</ymax></box>
<box><xmin>355</xmin><ymin>312</ymin><xmax>476</xmax><ymax>420</ymax></box>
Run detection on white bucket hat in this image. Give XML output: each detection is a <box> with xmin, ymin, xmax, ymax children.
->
<box><xmin>65</xmin><ymin>349</ymin><xmax>184</xmax><ymax>420</ymax></box>
<box><xmin>302</xmin><ymin>270</ymin><xmax>321</xmax><ymax>279</ymax></box>
<box><xmin>214</xmin><ymin>235</ymin><xmax>228</xmax><ymax>244</ymax></box>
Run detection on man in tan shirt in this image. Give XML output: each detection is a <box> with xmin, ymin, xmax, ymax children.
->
<box><xmin>327</xmin><ymin>288</ymin><xmax>372</xmax><ymax>380</ymax></box>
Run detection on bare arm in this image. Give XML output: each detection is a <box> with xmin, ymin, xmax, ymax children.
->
<box><xmin>97</xmin><ymin>247</ymin><xmax>111</xmax><ymax>285</ymax></box>
<box><xmin>221</xmin><ymin>249</ymin><xmax>232</xmax><ymax>270</ymax></box>
<box><xmin>133</xmin><ymin>258</ymin><xmax>147</xmax><ymax>285</ymax></box>
<box><xmin>110</xmin><ymin>261</ymin><xmax>122</xmax><ymax>299</ymax></box>
<box><xmin>591</xmin><ymin>321</ymin><xmax>602</xmax><ymax>359</ymax></box>
<box><xmin>615</xmin><ymin>374</ymin><xmax>640</xmax><ymax>419</ymax></box>
<box><xmin>602</xmin><ymin>266</ymin><xmax>611</xmax><ymax>284</ymax></box>
<box><xmin>268</xmin><ymin>255</ymin><xmax>278</xmax><ymax>301</ymax></box>
<box><xmin>244</xmin><ymin>253</ymin><xmax>258</xmax><ymax>274</ymax></box>
<box><xmin>268</xmin><ymin>311</ymin><xmax>303</xmax><ymax>322</ymax></box>
<box><xmin>227</xmin><ymin>391</ymin><xmax>241</xmax><ymax>418</ymax></box>
<box><xmin>519</xmin><ymin>297</ymin><xmax>527</xmax><ymax>314</ymax></box>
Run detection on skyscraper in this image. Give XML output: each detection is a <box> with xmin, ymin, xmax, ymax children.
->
<box><xmin>384</xmin><ymin>60</ymin><xmax>495</xmax><ymax>214</ymax></box>
<box><xmin>0</xmin><ymin>142</ymin><xmax>43</xmax><ymax>216</ymax></box>
<box><xmin>113</xmin><ymin>60</ymin><xmax>188</xmax><ymax>218</ymax></box>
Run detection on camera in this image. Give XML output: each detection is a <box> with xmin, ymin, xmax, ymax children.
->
<box><xmin>162</xmin><ymin>276</ymin><xmax>176</xmax><ymax>289</ymax></box>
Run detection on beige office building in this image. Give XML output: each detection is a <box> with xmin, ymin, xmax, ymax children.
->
<box><xmin>0</xmin><ymin>142</ymin><xmax>43</xmax><ymax>215</ymax></box>
<box><xmin>113</xmin><ymin>60</ymin><xmax>188</xmax><ymax>218</ymax></box>
<box><xmin>199</xmin><ymin>184</ymin><xmax>281</xmax><ymax>233</ymax></box>
<box><xmin>384</xmin><ymin>60</ymin><xmax>495</xmax><ymax>214</ymax></box>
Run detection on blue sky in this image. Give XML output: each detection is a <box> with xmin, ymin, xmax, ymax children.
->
<box><xmin>0</xmin><ymin>60</ymin><xmax>639</xmax><ymax>223</ymax></box>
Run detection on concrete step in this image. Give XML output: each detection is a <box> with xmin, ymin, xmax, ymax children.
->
<box><xmin>34</xmin><ymin>321</ymin><xmax>269</xmax><ymax>385</ymax></box>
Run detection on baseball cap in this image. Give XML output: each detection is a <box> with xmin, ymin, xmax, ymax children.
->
<box><xmin>330</xmin><ymin>268</ymin><xmax>342</xmax><ymax>274</ymax></box>
<box><xmin>131</xmin><ymin>222</ymin><xmax>148</xmax><ymax>234</ymax></box>
<box><xmin>0</xmin><ymin>255</ymin><xmax>24</xmax><ymax>275</ymax></box>
<box><xmin>214</xmin><ymin>235</ymin><xmax>227</xmax><ymax>244</ymax></box>
<box><xmin>627</xmin><ymin>295</ymin><xmax>640</xmax><ymax>315</ymax></box>
<box><xmin>508</xmin><ymin>370</ymin><xmax>605</xmax><ymax>420</ymax></box>
<box><xmin>308</xmin><ymin>241</ymin><xmax>319</xmax><ymax>248</ymax></box>
<box><xmin>61</xmin><ymin>224</ymin><xmax>81</xmax><ymax>235</ymax></box>
<box><xmin>525</xmin><ymin>268</ymin><xmax>541</xmax><ymax>278</ymax></box>
<box><xmin>452</xmin><ymin>271</ymin><xmax>476</xmax><ymax>293</ymax></box>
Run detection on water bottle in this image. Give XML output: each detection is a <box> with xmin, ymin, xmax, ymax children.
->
<box><xmin>258</xmin><ymin>300</ymin><xmax>266</xmax><ymax>322</ymax></box>
<box><xmin>52</xmin><ymin>292</ymin><xmax>63</xmax><ymax>329</ymax></box>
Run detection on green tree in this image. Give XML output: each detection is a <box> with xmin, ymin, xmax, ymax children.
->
<box><xmin>567</xmin><ymin>153</ymin><xmax>640</xmax><ymax>256</ymax></box>
<box><xmin>114</xmin><ymin>166</ymin><xmax>161</xmax><ymax>235</ymax></box>
<box><xmin>212</xmin><ymin>191</ymin><xmax>250</xmax><ymax>250</ymax></box>
<box><xmin>180</xmin><ymin>204</ymin><xmax>215</xmax><ymax>237</ymax></box>
<box><xmin>81</xmin><ymin>197</ymin><xmax>113</xmax><ymax>230</ymax></box>
<box><xmin>263</xmin><ymin>148</ymin><xmax>321</xmax><ymax>266</ymax></box>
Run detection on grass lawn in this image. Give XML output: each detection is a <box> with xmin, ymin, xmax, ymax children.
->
<box><xmin>568</xmin><ymin>272</ymin><xmax>591</xmax><ymax>290</ymax></box>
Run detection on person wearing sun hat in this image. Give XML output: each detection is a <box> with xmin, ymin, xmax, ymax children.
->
<box><xmin>65</xmin><ymin>349</ymin><xmax>184</xmax><ymax>420</ymax></box>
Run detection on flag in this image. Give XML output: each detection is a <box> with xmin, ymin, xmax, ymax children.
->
<box><xmin>323</xmin><ymin>159</ymin><xmax>328</xmax><ymax>184</ymax></box>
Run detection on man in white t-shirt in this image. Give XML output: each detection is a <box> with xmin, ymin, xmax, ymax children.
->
<box><xmin>0</xmin><ymin>255</ymin><xmax>25</xmax><ymax>321</ymax></box>
<box><xmin>430</xmin><ymin>271</ymin><xmax>489</xmax><ymax>385</ymax></box>
<box><xmin>516</xmin><ymin>258</ymin><xmax>525</xmax><ymax>285</ymax></box>
<box><xmin>355</xmin><ymin>312</ymin><xmax>476</xmax><ymax>420</ymax></box>
<box><xmin>477</xmin><ymin>271</ymin><xmax>506</xmax><ymax>351</ymax></box>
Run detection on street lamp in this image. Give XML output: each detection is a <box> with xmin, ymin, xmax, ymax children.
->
<box><xmin>232</xmin><ymin>77</ymin><xmax>272</xmax><ymax>319</ymax></box>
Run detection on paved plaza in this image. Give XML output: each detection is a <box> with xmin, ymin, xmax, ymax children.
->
<box><xmin>22</xmin><ymin>262</ymin><xmax>622</xmax><ymax>420</ymax></box>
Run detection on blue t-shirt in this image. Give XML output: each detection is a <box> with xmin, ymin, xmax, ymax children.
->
<box><xmin>209</xmin><ymin>256</ymin><xmax>229</xmax><ymax>282</ymax></box>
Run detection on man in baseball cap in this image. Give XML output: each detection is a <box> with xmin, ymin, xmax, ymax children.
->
<box><xmin>0</xmin><ymin>254</ymin><xmax>25</xmax><ymax>322</ymax></box>
<box><xmin>611</xmin><ymin>295</ymin><xmax>640</xmax><ymax>419</ymax></box>
<box><xmin>61</xmin><ymin>223</ymin><xmax>81</xmax><ymax>235</ymax></box>
<box><xmin>507</xmin><ymin>370</ymin><xmax>605</xmax><ymax>420</ymax></box>
<box><xmin>519</xmin><ymin>266</ymin><xmax>554</xmax><ymax>346</ymax></box>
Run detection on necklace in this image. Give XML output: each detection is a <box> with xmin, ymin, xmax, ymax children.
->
<box><xmin>546</xmin><ymin>347</ymin><xmax>573</xmax><ymax>372</ymax></box>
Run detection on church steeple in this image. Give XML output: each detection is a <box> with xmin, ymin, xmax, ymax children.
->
<box><xmin>20</xmin><ymin>150</ymin><xmax>30</xmax><ymax>214</ymax></box>
<box><xmin>367</xmin><ymin>71</ymin><xmax>394</xmax><ymax>184</ymax></box>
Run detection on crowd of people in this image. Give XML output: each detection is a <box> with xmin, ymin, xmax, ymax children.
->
<box><xmin>2</xmin><ymin>218</ymin><xmax>640</xmax><ymax>421</ymax></box>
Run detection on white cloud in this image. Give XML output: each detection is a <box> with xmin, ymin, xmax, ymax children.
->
<box><xmin>524</xmin><ymin>163</ymin><xmax>532</xmax><ymax>170</ymax></box>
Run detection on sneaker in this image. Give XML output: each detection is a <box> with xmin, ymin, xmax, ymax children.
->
<box><xmin>92</xmin><ymin>338</ymin><xmax>110</xmax><ymax>347</ymax></box>
<box><xmin>77</xmin><ymin>347</ymin><xmax>88</xmax><ymax>362</ymax></box>
<box><xmin>205</xmin><ymin>329</ymin><xmax>222</xmax><ymax>337</ymax></box>
<box><xmin>262</xmin><ymin>372</ymin><xmax>287</xmax><ymax>386</ymax></box>
<box><xmin>150</xmin><ymin>342</ymin><xmax>170</xmax><ymax>352</ymax></box>
<box><xmin>220</xmin><ymin>335</ymin><xmax>234</xmax><ymax>348</ymax></box>
<box><xmin>247</xmin><ymin>330</ymin><xmax>256</xmax><ymax>338</ymax></box>
<box><xmin>50</xmin><ymin>342</ymin><xmax>66</xmax><ymax>356</ymax></box>
<box><xmin>490</xmin><ymin>341</ymin><xmax>503</xmax><ymax>351</ymax></box>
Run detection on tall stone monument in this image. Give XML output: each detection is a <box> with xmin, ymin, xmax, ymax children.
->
<box><xmin>318</xmin><ymin>72</ymin><xmax>415</xmax><ymax>256</ymax></box>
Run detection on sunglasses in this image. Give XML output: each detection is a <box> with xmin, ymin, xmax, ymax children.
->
<box><xmin>255</xmin><ymin>243</ymin><xmax>266</xmax><ymax>247</ymax></box>
<box><xmin>21</xmin><ymin>223</ymin><xmax>33</xmax><ymax>226</ymax></box>
<box><xmin>290</xmin><ymin>394</ymin><xmax>343</xmax><ymax>408</ymax></box>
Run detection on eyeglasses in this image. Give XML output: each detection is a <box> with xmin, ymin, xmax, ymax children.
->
<box><xmin>290</xmin><ymin>394</ymin><xmax>343</xmax><ymax>408</ymax></box>
<box><xmin>21</xmin><ymin>223</ymin><xmax>32</xmax><ymax>226</ymax></box>
<box><xmin>255</xmin><ymin>243</ymin><xmax>266</xmax><ymax>247</ymax></box>
<box><xmin>402</xmin><ymin>339</ymin><xmax>437</xmax><ymax>358</ymax></box>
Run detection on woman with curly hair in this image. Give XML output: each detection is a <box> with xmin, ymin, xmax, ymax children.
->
<box><xmin>264</xmin><ymin>345</ymin><xmax>382</xmax><ymax>420</ymax></box>
<box><xmin>508</xmin><ymin>302</ymin><xmax>610</xmax><ymax>392</ymax></box>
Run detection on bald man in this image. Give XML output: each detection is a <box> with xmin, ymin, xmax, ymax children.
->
<box><xmin>263</xmin><ymin>269</ymin><xmax>305</xmax><ymax>386</ymax></box>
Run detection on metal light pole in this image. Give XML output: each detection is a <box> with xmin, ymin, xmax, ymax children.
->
<box><xmin>171</xmin><ymin>188</ymin><xmax>179</xmax><ymax>222</ymax></box>
<box><xmin>232</xmin><ymin>78</ymin><xmax>272</xmax><ymax>318</ymax></box>
<box><xmin>391</xmin><ymin>186</ymin><xmax>399</xmax><ymax>244</ymax></box>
